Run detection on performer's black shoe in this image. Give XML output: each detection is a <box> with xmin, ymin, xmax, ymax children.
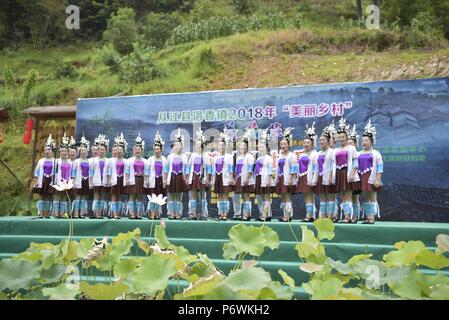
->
<box><xmin>362</xmin><ymin>219</ymin><xmax>375</xmax><ymax>225</ymax></box>
<box><xmin>257</xmin><ymin>217</ymin><xmax>271</xmax><ymax>222</ymax></box>
<box><xmin>168</xmin><ymin>216</ymin><xmax>175</xmax><ymax>220</ymax></box>
<box><xmin>278</xmin><ymin>217</ymin><xmax>292</xmax><ymax>222</ymax></box>
<box><xmin>188</xmin><ymin>216</ymin><xmax>198</xmax><ymax>220</ymax></box>
<box><xmin>231</xmin><ymin>217</ymin><xmax>241</xmax><ymax>221</ymax></box>
<box><xmin>198</xmin><ymin>216</ymin><xmax>207</xmax><ymax>221</ymax></box>
<box><xmin>241</xmin><ymin>216</ymin><xmax>251</xmax><ymax>221</ymax></box>
<box><xmin>302</xmin><ymin>217</ymin><xmax>315</xmax><ymax>223</ymax></box>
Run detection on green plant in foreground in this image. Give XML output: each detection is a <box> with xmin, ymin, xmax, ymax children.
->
<box><xmin>297</xmin><ymin>219</ymin><xmax>449</xmax><ymax>300</ymax></box>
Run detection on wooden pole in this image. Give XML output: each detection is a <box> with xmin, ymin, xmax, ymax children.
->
<box><xmin>28</xmin><ymin>117</ymin><xmax>40</xmax><ymax>200</ymax></box>
<box><xmin>356</xmin><ymin>0</ymin><xmax>363</xmax><ymax>20</ymax></box>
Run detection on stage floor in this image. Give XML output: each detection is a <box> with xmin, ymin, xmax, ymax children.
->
<box><xmin>1</xmin><ymin>216</ymin><xmax>448</xmax><ymax>299</ymax></box>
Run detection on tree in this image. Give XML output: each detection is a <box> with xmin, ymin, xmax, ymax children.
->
<box><xmin>103</xmin><ymin>7</ymin><xmax>138</xmax><ymax>55</ymax></box>
<box><xmin>142</xmin><ymin>12</ymin><xmax>181</xmax><ymax>48</ymax></box>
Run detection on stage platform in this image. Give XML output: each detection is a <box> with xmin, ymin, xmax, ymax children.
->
<box><xmin>1</xmin><ymin>217</ymin><xmax>448</xmax><ymax>299</ymax></box>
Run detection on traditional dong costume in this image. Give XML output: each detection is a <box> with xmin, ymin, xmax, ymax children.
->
<box><xmin>254</xmin><ymin>129</ymin><xmax>276</xmax><ymax>221</ymax></box>
<box><xmin>359</xmin><ymin>120</ymin><xmax>383</xmax><ymax>220</ymax></box>
<box><xmin>125</xmin><ymin>133</ymin><xmax>148</xmax><ymax>219</ymax></box>
<box><xmin>146</xmin><ymin>131</ymin><xmax>167</xmax><ymax>218</ymax></box>
<box><xmin>72</xmin><ymin>135</ymin><xmax>92</xmax><ymax>217</ymax></box>
<box><xmin>348</xmin><ymin>124</ymin><xmax>361</xmax><ymax>220</ymax></box>
<box><xmin>234</xmin><ymin>129</ymin><xmax>255</xmax><ymax>220</ymax></box>
<box><xmin>212</xmin><ymin>128</ymin><xmax>235</xmax><ymax>219</ymax></box>
<box><xmin>335</xmin><ymin>117</ymin><xmax>361</xmax><ymax>220</ymax></box>
<box><xmin>90</xmin><ymin>134</ymin><xmax>110</xmax><ymax>217</ymax></box>
<box><xmin>312</xmin><ymin>124</ymin><xmax>337</xmax><ymax>218</ymax></box>
<box><xmin>51</xmin><ymin>133</ymin><xmax>75</xmax><ymax>217</ymax></box>
<box><xmin>32</xmin><ymin>134</ymin><xmax>56</xmax><ymax>217</ymax></box>
<box><xmin>276</xmin><ymin>127</ymin><xmax>298</xmax><ymax>220</ymax></box>
<box><xmin>166</xmin><ymin>129</ymin><xmax>189</xmax><ymax>219</ymax></box>
<box><xmin>186</xmin><ymin>128</ymin><xmax>211</xmax><ymax>219</ymax></box>
<box><xmin>108</xmin><ymin>133</ymin><xmax>128</xmax><ymax>218</ymax></box>
<box><xmin>297</xmin><ymin>123</ymin><xmax>319</xmax><ymax>220</ymax></box>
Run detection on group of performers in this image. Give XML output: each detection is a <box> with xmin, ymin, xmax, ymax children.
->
<box><xmin>32</xmin><ymin>117</ymin><xmax>383</xmax><ymax>224</ymax></box>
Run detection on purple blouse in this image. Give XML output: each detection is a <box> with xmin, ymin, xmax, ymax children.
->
<box><xmin>116</xmin><ymin>161</ymin><xmax>124</xmax><ymax>176</ymax></box>
<box><xmin>215</xmin><ymin>156</ymin><xmax>224</xmax><ymax>174</ymax></box>
<box><xmin>255</xmin><ymin>159</ymin><xmax>264</xmax><ymax>176</ymax></box>
<box><xmin>278</xmin><ymin>158</ymin><xmax>286</xmax><ymax>176</ymax></box>
<box><xmin>155</xmin><ymin>160</ymin><xmax>163</xmax><ymax>177</ymax></box>
<box><xmin>236</xmin><ymin>159</ymin><xmax>243</xmax><ymax>177</ymax></box>
<box><xmin>80</xmin><ymin>161</ymin><xmax>89</xmax><ymax>178</ymax></box>
<box><xmin>193</xmin><ymin>156</ymin><xmax>202</xmax><ymax>174</ymax></box>
<box><xmin>298</xmin><ymin>155</ymin><xmax>309</xmax><ymax>176</ymax></box>
<box><xmin>43</xmin><ymin>160</ymin><xmax>53</xmax><ymax>176</ymax></box>
<box><xmin>99</xmin><ymin>160</ymin><xmax>105</xmax><ymax>178</ymax></box>
<box><xmin>318</xmin><ymin>154</ymin><xmax>325</xmax><ymax>176</ymax></box>
<box><xmin>60</xmin><ymin>162</ymin><xmax>71</xmax><ymax>181</ymax></box>
<box><xmin>172</xmin><ymin>156</ymin><xmax>183</xmax><ymax>174</ymax></box>
<box><xmin>358</xmin><ymin>152</ymin><xmax>373</xmax><ymax>175</ymax></box>
<box><xmin>336</xmin><ymin>150</ymin><xmax>348</xmax><ymax>169</ymax></box>
<box><xmin>134</xmin><ymin>159</ymin><xmax>144</xmax><ymax>175</ymax></box>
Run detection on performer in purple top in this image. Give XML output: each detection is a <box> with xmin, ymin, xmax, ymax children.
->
<box><xmin>51</xmin><ymin>133</ymin><xmax>74</xmax><ymax>218</ymax></box>
<box><xmin>32</xmin><ymin>134</ymin><xmax>56</xmax><ymax>218</ymax></box>
<box><xmin>359</xmin><ymin>120</ymin><xmax>383</xmax><ymax>224</ymax></box>
<box><xmin>335</xmin><ymin>117</ymin><xmax>361</xmax><ymax>224</ymax></box>
<box><xmin>166</xmin><ymin>129</ymin><xmax>189</xmax><ymax>219</ymax></box>
<box><xmin>72</xmin><ymin>135</ymin><xmax>91</xmax><ymax>218</ymax></box>
<box><xmin>347</xmin><ymin>124</ymin><xmax>361</xmax><ymax>223</ymax></box>
<box><xmin>146</xmin><ymin>131</ymin><xmax>167</xmax><ymax>219</ymax></box>
<box><xmin>125</xmin><ymin>133</ymin><xmax>147</xmax><ymax>219</ymax></box>
<box><xmin>109</xmin><ymin>133</ymin><xmax>128</xmax><ymax>219</ymax></box>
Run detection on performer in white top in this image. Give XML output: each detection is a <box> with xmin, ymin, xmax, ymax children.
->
<box><xmin>186</xmin><ymin>128</ymin><xmax>211</xmax><ymax>220</ymax></box>
<box><xmin>89</xmin><ymin>134</ymin><xmax>109</xmax><ymax>218</ymax></box>
<box><xmin>234</xmin><ymin>129</ymin><xmax>255</xmax><ymax>221</ymax></box>
<box><xmin>335</xmin><ymin>117</ymin><xmax>361</xmax><ymax>223</ymax></box>
<box><xmin>311</xmin><ymin>124</ymin><xmax>337</xmax><ymax>219</ymax></box>
<box><xmin>146</xmin><ymin>131</ymin><xmax>167</xmax><ymax>219</ymax></box>
<box><xmin>166</xmin><ymin>129</ymin><xmax>189</xmax><ymax>219</ymax></box>
<box><xmin>51</xmin><ymin>133</ymin><xmax>75</xmax><ymax>218</ymax></box>
<box><xmin>211</xmin><ymin>128</ymin><xmax>235</xmax><ymax>221</ymax></box>
<box><xmin>108</xmin><ymin>133</ymin><xmax>127</xmax><ymax>219</ymax></box>
<box><xmin>254</xmin><ymin>129</ymin><xmax>276</xmax><ymax>221</ymax></box>
<box><xmin>87</xmin><ymin>144</ymin><xmax>99</xmax><ymax>217</ymax></box>
<box><xmin>359</xmin><ymin>120</ymin><xmax>383</xmax><ymax>224</ymax></box>
<box><xmin>276</xmin><ymin>128</ymin><xmax>299</xmax><ymax>222</ymax></box>
<box><xmin>298</xmin><ymin>123</ymin><xmax>319</xmax><ymax>222</ymax></box>
<box><xmin>32</xmin><ymin>134</ymin><xmax>56</xmax><ymax>218</ymax></box>
<box><xmin>72</xmin><ymin>135</ymin><xmax>91</xmax><ymax>218</ymax></box>
<box><xmin>125</xmin><ymin>133</ymin><xmax>148</xmax><ymax>219</ymax></box>
<box><xmin>347</xmin><ymin>124</ymin><xmax>361</xmax><ymax>223</ymax></box>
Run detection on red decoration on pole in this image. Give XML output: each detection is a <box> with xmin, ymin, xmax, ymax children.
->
<box><xmin>25</xmin><ymin>118</ymin><xmax>34</xmax><ymax>131</ymax></box>
<box><xmin>23</xmin><ymin>118</ymin><xmax>33</xmax><ymax>145</ymax></box>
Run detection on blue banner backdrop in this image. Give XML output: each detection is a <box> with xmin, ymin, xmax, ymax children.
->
<box><xmin>76</xmin><ymin>77</ymin><xmax>449</xmax><ymax>222</ymax></box>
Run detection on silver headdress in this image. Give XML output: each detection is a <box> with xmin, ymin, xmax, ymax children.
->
<box><xmin>363</xmin><ymin>119</ymin><xmax>377</xmax><ymax>144</ymax></box>
<box><xmin>219</xmin><ymin>127</ymin><xmax>231</xmax><ymax>144</ymax></box>
<box><xmin>93</xmin><ymin>134</ymin><xmax>109</xmax><ymax>149</ymax></box>
<box><xmin>114</xmin><ymin>132</ymin><xmax>128</xmax><ymax>152</ymax></box>
<box><xmin>282</xmin><ymin>127</ymin><xmax>294</xmax><ymax>144</ymax></box>
<box><xmin>259</xmin><ymin>128</ymin><xmax>270</xmax><ymax>147</ymax></box>
<box><xmin>337</xmin><ymin>117</ymin><xmax>349</xmax><ymax>135</ymax></box>
<box><xmin>304</xmin><ymin>122</ymin><xmax>317</xmax><ymax>145</ymax></box>
<box><xmin>154</xmin><ymin>131</ymin><xmax>165</xmax><ymax>149</ymax></box>
<box><xmin>60</xmin><ymin>132</ymin><xmax>70</xmax><ymax>149</ymax></box>
<box><xmin>241</xmin><ymin>128</ymin><xmax>252</xmax><ymax>145</ymax></box>
<box><xmin>69</xmin><ymin>136</ymin><xmax>77</xmax><ymax>149</ymax></box>
<box><xmin>44</xmin><ymin>134</ymin><xmax>56</xmax><ymax>150</ymax></box>
<box><xmin>79</xmin><ymin>134</ymin><xmax>90</xmax><ymax>150</ymax></box>
<box><xmin>174</xmin><ymin>128</ymin><xmax>185</xmax><ymax>146</ymax></box>
<box><xmin>349</xmin><ymin>124</ymin><xmax>359</xmax><ymax>146</ymax></box>
<box><xmin>134</xmin><ymin>133</ymin><xmax>145</xmax><ymax>151</ymax></box>
<box><xmin>195</xmin><ymin>128</ymin><xmax>207</xmax><ymax>145</ymax></box>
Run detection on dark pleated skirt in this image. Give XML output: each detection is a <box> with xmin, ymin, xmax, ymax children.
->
<box><xmin>316</xmin><ymin>175</ymin><xmax>336</xmax><ymax>195</ymax></box>
<box><xmin>360</xmin><ymin>172</ymin><xmax>381</xmax><ymax>193</ymax></box>
<box><xmin>234</xmin><ymin>176</ymin><xmax>254</xmax><ymax>194</ymax></box>
<box><xmin>213</xmin><ymin>175</ymin><xmax>234</xmax><ymax>194</ymax></box>
<box><xmin>276</xmin><ymin>175</ymin><xmax>296</xmax><ymax>194</ymax></box>
<box><xmin>335</xmin><ymin>168</ymin><xmax>361</xmax><ymax>192</ymax></box>
<box><xmin>254</xmin><ymin>175</ymin><xmax>273</xmax><ymax>194</ymax></box>
<box><xmin>111</xmin><ymin>176</ymin><xmax>126</xmax><ymax>195</ymax></box>
<box><xmin>190</xmin><ymin>174</ymin><xmax>207</xmax><ymax>191</ymax></box>
<box><xmin>296</xmin><ymin>174</ymin><xmax>312</xmax><ymax>193</ymax></box>
<box><xmin>167</xmin><ymin>174</ymin><xmax>188</xmax><ymax>193</ymax></box>
<box><xmin>93</xmin><ymin>186</ymin><xmax>110</xmax><ymax>193</ymax></box>
<box><xmin>146</xmin><ymin>176</ymin><xmax>166</xmax><ymax>196</ymax></box>
<box><xmin>126</xmin><ymin>175</ymin><xmax>145</xmax><ymax>195</ymax></box>
<box><xmin>76</xmin><ymin>178</ymin><xmax>92</xmax><ymax>196</ymax></box>
<box><xmin>32</xmin><ymin>176</ymin><xmax>53</xmax><ymax>195</ymax></box>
